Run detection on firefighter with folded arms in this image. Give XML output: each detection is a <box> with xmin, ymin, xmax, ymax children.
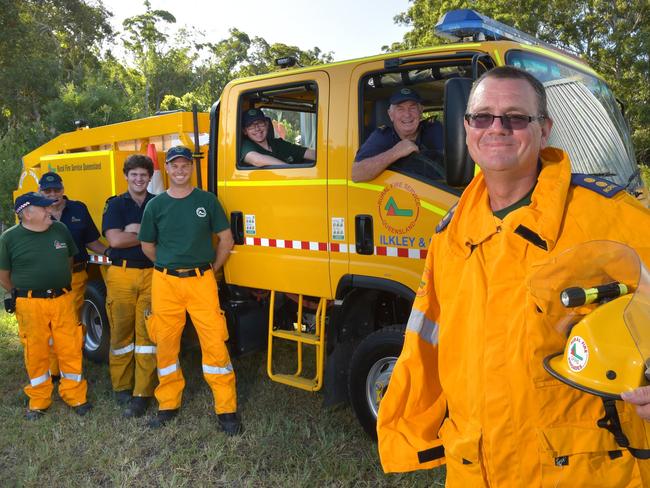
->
<box><xmin>102</xmin><ymin>155</ymin><xmax>158</xmax><ymax>417</ymax></box>
<box><xmin>376</xmin><ymin>66</ymin><xmax>650</xmax><ymax>485</ymax></box>
<box><xmin>38</xmin><ymin>171</ymin><xmax>106</xmax><ymax>379</ymax></box>
<box><xmin>0</xmin><ymin>192</ymin><xmax>92</xmax><ymax>419</ymax></box>
<box><xmin>138</xmin><ymin>146</ymin><xmax>241</xmax><ymax>434</ymax></box>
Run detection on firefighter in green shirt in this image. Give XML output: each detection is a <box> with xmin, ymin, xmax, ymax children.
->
<box><xmin>139</xmin><ymin>146</ymin><xmax>241</xmax><ymax>435</ymax></box>
<box><xmin>0</xmin><ymin>192</ymin><xmax>91</xmax><ymax>419</ymax></box>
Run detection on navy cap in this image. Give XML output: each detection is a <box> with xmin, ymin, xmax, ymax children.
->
<box><xmin>241</xmin><ymin>108</ymin><xmax>266</xmax><ymax>128</ymax></box>
<box><xmin>165</xmin><ymin>146</ymin><xmax>193</xmax><ymax>163</ymax></box>
<box><xmin>38</xmin><ymin>171</ymin><xmax>63</xmax><ymax>190</ymax></box>
<box><xmin>14</xmin><ymin>192</ymin><xmax>56</xmax><ymax>214</ymax></box>
<box><xmin>389</xmin><ymin>87</ymin><xmax>423</xmax><ymax>106</ymax></box>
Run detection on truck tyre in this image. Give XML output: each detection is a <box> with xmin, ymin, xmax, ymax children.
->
<box><xmin>348</xmin><ymin>327</ymin><xmax>404</xmax><ymax>439</ymax></box>
<box><xmin>82</xmin><ymin>280</ymin><xmax>110</xmax><ymax>363</ymax></box>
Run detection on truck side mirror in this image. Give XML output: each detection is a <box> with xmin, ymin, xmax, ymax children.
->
<box><xmin>443</xmin><ymin>77</ymin><xmax>474</xmax><ymax>187</ymax></box>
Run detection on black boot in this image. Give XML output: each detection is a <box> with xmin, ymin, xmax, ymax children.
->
<box><xmin>25</xmin><ymin>409</ymin><xmax>47</xmax><ymax>421</ymax></box>
<box><xmin>114</xmin><ymin>390</ymin><xmax>133</xmax><ymax>406</ymax></box>
<box><xmin>124</xmin><ymin>397</ymin><xmax>150</xmax><ymax>418</ymax></box>
<box><xmin>217</xmin><ymin>412</ymin><xmax>243</xmax><ymax>436</ymax></box>
<box><xmin>74</xmin><ymin>402</ymin><xmax>93</xmax><ymax>416</ymax></box>
<box><xmin>148</xmin><ymin>408</ymin><xmax>179</xmax><ymax>428</ymax></box>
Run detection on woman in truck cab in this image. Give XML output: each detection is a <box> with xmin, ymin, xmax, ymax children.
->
<box><xmin>240</xmin><ymin>108</ymin><xmax>315</xmax><ymax>167</ymax></box>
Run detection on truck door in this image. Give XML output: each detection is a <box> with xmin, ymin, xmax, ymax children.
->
<box><xmin>344</xmin><ymin>57</ymin><xmax>481</xmax><ymax>293</ymax></box>
<box><xmin>220</xmin><ymin>72</ymin><xmax>331</xmax><ymax>298</ymax></box>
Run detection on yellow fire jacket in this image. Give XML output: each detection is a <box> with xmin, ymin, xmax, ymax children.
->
<box><xmin>377</xmin><ymin>148</ymin><xmax>650</xmax><ymax>486</ymax></box>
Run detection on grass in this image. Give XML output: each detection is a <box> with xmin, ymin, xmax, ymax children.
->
<box><xmin>0</xmin><ymin>312</ymin><xmax>445</xmax><ymax>487</ymax></box>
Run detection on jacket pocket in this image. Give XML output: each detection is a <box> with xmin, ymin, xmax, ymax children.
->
<box><xmin>538</xmin><ymin>423</ymin><xmax>641</xmax><ymax>487</ymax></box>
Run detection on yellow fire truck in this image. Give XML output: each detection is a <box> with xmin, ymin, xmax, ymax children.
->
<box><xmin>16</xmin><ymin>10</ymin><xmax>646</xmax><ymax>436</ymax></box>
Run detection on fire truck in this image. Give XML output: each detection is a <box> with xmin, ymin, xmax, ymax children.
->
<box><xmin>16</xmin><ymin>10</ymin><xmax>645</xmax><ymax>437</ymax></box>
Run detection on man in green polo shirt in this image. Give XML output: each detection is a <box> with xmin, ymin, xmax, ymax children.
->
<box><xmin>239</xmin><ymin>108</ymin><xmax>316</xmax><ymax>167</ymax></box>
<box><xmin>139</xmin><ymin>145</ymin><xmax>241</xmax><ymax>435</ymax></box>
<box><xmin>0</xmin><ymin>192</ymin><xmax>91</xmax><ymax>419</ymax></box>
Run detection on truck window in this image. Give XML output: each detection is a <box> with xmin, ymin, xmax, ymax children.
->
<box><xmin>506</xmin><ymin>50</ymin><xmax>638</xmax><ymax>187</ymax></box>
<box><xmin>237</xmin><ymin>82</ymin><xmax>318</xmax><ymax>170</ymax></box>
<box><xmin>357</xmin><ymin>60</ymin><xmax>487</xmax><ymax>185</ymax></box>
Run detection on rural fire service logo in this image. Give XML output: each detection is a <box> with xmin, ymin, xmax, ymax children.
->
<box><xmin>196</xmin><ymin>207</ymin><xmax>207</xmax><ymax>218</ymax></box>
<box><xmin>567</xmin><ymin>336</ymin><xmax>589</xmax><ymax>372</ymax></box>
<box><xmin>377</xmin><ymin>182</ymin><xmax>420</xmax><ymax>235</ymax></box>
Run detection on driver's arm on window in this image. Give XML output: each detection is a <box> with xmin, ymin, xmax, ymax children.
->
<box><xmin>351</xmin><ymin>139</ymin><xmax>419</xmax><ymax>182</ymax></box>
<box><xmin>243</xmin><ymin>151</ymin><xmax>286</xmax><ymax>167</ymax></box>
<box><xmin>304</xmin><ymin>148</ymin><xmax>316</xmax><ymax>160</ymax></box>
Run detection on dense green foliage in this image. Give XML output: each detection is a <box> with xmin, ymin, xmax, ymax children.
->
<box><xmin>0</xmin><ymin>0</ymin><xmax>332</xmax><ymax>224</ymax></box>
<box><xmin>385</xmin><ymin>0</ymin><xmax>650</xmax><ymax>166</ymax></box>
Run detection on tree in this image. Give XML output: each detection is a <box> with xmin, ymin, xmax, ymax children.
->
<box><xmin>389</xmin><ymin>0</ymin><xmax>650</xmax><ymax>164</ymax></box>
<box><xmin>0</xmin><ymin>0</ymin><xmax>112</xmax><ymax>225</ymax></box>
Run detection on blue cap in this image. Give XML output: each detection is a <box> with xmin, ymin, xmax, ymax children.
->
<box><xmin>14</xmin><ymin>192</ymin><xmax>56</xmax><ymax>213</ymax></box>
<box><xmin>165</xmin><ymin>146</ymin><xmax>193</xmax><ymax>163</ymax></box>
<box><xmin>389</xmin><ymin>87</ymin><xmax>423</xmax><ymax>105</ymax></box>
<box><xmin>38</xmin><ymin>172</ymin><xmax>63</xmax><ymax>190</ymax></box>
<box><xmin>241</xmin><ymin>108</ymin><xmax>266</xmax><ymax>128</ymax></box>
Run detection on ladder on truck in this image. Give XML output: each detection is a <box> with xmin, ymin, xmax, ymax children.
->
<box><xmin>267</xmin><ymin>291</ymin><xmax>327</xmax><ymax>391</ymax></box>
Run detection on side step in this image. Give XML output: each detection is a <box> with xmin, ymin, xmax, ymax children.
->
<box><xmin>266</xmin><ymin>291</ymin><xmax>327</xmax><ymax>392</ymax></box>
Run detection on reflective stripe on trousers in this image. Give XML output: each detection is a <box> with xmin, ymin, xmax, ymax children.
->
<box><xmin>30</xmin><ymin>371</ymin><xmax>50</xmax><ymax>387</ymax></box>
<box><xmin>158</xmin><ymin>362</ymin><xmax>179</xmax><ymax>377</ymax></box>
<box><xmin>111</xmin><ymin>343</ymin><xmax>135</xmax><ymax>355</ymax></box>
<box><xmin>203</xmin><ymin>363</ymin><xmax>234</xmax><ymax>375</ymax></box>
<box><xmin>60</xmin><ymin>371</ymin><xmax>83</xmax><ymax>382</ymax></box>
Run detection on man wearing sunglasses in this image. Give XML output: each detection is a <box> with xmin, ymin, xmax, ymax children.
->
<box><xmin>377</xmin><ymin>66</ymin><xmax>650</xmax><ymax>485</ymax></box>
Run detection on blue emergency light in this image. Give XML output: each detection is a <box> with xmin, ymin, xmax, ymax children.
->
<box><xmin>435</xmin><ymin>9</ymin><xmax>543</xmax><ymax>46</ymax></box>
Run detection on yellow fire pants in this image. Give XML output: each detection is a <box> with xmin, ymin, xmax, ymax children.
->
<box><xmin>15</xmin><ymin>292</ymin><xmax>87</xmax><ymax>410</ymax></box>
<box><xmin>105</xmin><ymin>265</ymin><xmax>157</xmax><ymax>397</ymax></box>
<box><xmin>148</xmin><ymin>268</ymin><xmax>236</xmax><ymax>414</ymax></box>
<box><xmin>49</xmin><ymin>269</ymin><xmax>87</xmax><ymax>377</ymax></box>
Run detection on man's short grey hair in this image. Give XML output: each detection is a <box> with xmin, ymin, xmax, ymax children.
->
<box><xmin>468</xmin><ymin>66</ymin><xmax>550</xmax><ymax>118</ymax></box>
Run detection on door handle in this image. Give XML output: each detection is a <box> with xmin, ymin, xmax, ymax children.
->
<box><xmin>355</xmin><ymin>215</ymin><xmax>374</xmax><ymax>255</ymax></box>
<box><xmin>230</xmin><ymin>211</ymin><xmax>244</xmax><ymax>245</ymax></box>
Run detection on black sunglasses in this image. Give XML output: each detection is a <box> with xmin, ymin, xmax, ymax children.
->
<box><xmin>465</xmin><ymin>113</ymin><xmax>546</xmax><ymax>130</ymax></box>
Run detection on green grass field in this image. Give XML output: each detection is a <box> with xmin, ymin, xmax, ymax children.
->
<box><xmin>0</xmin><ymin>312</ymin><xmax>445</xmax><ymax>487</ymax></box>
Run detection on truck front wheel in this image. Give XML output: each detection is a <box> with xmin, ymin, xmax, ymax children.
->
<box><xmin>82</xmin><ymin>280</ymin><xmax>110</xmax><ymax>363</ymax></box>
<box><xmin>348</xmin><ymin>327</ymin><xmax>404</xmax><ymax>439</ymax></box>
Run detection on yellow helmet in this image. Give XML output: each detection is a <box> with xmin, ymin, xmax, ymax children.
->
<box><xmin>529</xmin><ymin>240</ymin><xmax>650</xmax><ymax>399</ymax></box>
<box><xmin>544</xmin><ymin>293</ymin><xmax>648</xmax><ymax>397</ymax></box>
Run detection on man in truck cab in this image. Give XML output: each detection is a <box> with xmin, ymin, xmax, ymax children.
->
<box><xmin>352</xmin><ymin>87</ymin><xmax>444</xmax><ymax>182</ymax></box>
<box><xmin>139</xmin><ymin>146</ymin><xmax>241</xmax><ymax>435</ymax></box>
<box><xmin>239</xmin><ymin>108</ymin><xmax>315</xmax><ymax>167</ymax></box>
<box><xmin>377</xmin><ymin>66</ymin><xmax>650</xmax><ymax>485</ymax></box>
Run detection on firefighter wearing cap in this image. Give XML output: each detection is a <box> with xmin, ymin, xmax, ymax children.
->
<box><xmin>376</xmin><ymin>67</ymin><xmax>650</xmax><ymax>485</ymax></box>
<box><xmin>102</xmin><ymin>154</ymin><xmax>157</xmax><ymax>417</ymax></box>
<box><xmin>352</xmin><ymin>87</ymin><xmax>443</xmax><ymax>182</ymax></box>
<box><xmin>0</xmin><ymin>192</ymin><xmax>91</xmax><ymax>419</ymax></box>
<box><xmin>240</xmin><ymin>108</ymin><xmax>316</xmax><ymax>167</ymax></box>
<box><xmin>38</xmin><ymin>171</ymin><xmax>107</xmax><ymax>377</ymax></box>
<box><xmin>139</xmin><ymin>146</ymin><xmax>242</xmax><ymax>435</ymax></box>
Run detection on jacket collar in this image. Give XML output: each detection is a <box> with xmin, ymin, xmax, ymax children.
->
<box><xmin>445</xmin><ymin>147</ymin><xmax>571</xmax><ymax>258</ymax></box>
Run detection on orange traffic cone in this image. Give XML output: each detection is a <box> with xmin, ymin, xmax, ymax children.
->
<box><xmin>146</xmin><ymin>143</ymin><xmax>165</xmax><ymax>194</ymax></box>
